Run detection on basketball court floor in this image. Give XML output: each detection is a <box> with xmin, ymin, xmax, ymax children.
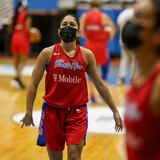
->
<box><xmin>0</xmin><ymin>57</ymin><xmax>128</xmax><ymax>160</ymax></box>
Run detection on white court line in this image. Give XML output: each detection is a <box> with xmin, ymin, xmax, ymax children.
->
<box><xmin>0</xmin><ymin>64</ymin><xmax>34</xmax><ymax>76</ymax></box>
<box><xmin>12</xmin><ymin>107</ymin><xmax>125</xmax><ymax>134</ymax></box>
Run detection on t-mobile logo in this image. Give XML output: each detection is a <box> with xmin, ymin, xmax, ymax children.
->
<box><xmin>53</xmin><ymin>74</ymin><xmax>58</xmax><ymax>81</ymax></box>
<box><xmin>52</xmin><ymin>74</ymin><xmax>81</xmax><ymax>84</ymax></box>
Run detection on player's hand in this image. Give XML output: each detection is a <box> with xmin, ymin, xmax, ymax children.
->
<box><xmin>20</xmin><ymin>112</ymin><xmax>35</xmax><ymax>128</ymax></box>
<box><xmin>113</xmin><ymin>112</ymin><xmax>123</xmax><ymax>132</ymax></box>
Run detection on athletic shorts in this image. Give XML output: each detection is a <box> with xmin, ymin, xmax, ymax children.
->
<box><xmin>10</xmin><ymin>31</ymin><xmax>29</xmax><ymax>54</ymax></box>
<box><xmin>44</xmin><ymin>104</ymin><xmax>88</xmax><ymax>151</ymax></box>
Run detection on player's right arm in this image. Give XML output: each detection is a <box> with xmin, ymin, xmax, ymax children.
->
<box><xmin>102</xmin><ymin>13</ymin><xmax>116</xmax><ymax>40</ymax></box>
<box><xmin>21</xmin><ymin>46</ymin><xmax>53</xmax><ymax>128</ymax></box>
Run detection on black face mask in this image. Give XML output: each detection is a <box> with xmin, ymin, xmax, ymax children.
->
<box><xmin>59</xmin><ymin>26</ymin><xmax>77</xmax><ymax>43</ymax></box>
<box><xmin>122</xmin><ymin>21</ymin><xmax>143</xmax><ymax>50</ymax></box>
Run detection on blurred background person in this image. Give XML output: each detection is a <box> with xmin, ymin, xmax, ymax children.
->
<box><xmin>116</xmin><ymin>4</ymin><xmax>136</xmax><ymax>85</ymax></box>
<box><xmin>80</xmin><ymin>0</ymin><xmax>116</xmax><ymax>103</ymax></box>
<box><xmin>123</xmin><ymin>0</ymin><xmax>160</xmax><ymax>159</ymax></box>
<box><xmin>10</xmin><ymin>0</ymin><xmax>31</xmax><ymax>89</ymax></box>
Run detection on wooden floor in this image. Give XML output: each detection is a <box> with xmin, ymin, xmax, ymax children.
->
<box><xmin>0</xmin><ymin>59</ymin><xmax>127</xmax><ymax>160</ymax></box>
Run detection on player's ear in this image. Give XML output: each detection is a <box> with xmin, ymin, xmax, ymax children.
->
<box><xmin>58</xmin><ymin>28</ymin><xmax>60</xmax><ymax>37</ymax></box>
<box><xmin>153</xmin><ymin>28</ymin><xmax>160</xmax><ymax>54</ymax></box>
<box><xmin>77</xmin><ymin>29</ymin><xmax>82</xmax><ymax>37</ymax></box>
<box><xmin>153</xmin><ymin>28</ymin><xmax>160</xmax><ymax>45</ymax></box>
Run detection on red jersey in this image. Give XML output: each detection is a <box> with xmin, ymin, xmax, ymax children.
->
<box><xmin>43</xmin><ymin>43</ymin><xmax>88</xmax><ymax>108</ymax></box>
<box><xmin>10</xmin><ymin>9</ymin><xmax>29</xmax><ymax>53</ymax></box>
<box><xmin>124</xmin><ymin>64</ymin><xmax>160</xmax><ymax>160</ymax></box>
<box><xmin>83</xmin><ymin>10</ymin><xmax>109</xmax><ymax>65</ymax></box>
<box><xmin>16</xmin><ymin>10</ymin><xmax>28</xmax><ymax>30</ymax></box>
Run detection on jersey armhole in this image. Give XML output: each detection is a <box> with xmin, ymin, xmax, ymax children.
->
<box><xmin>80</xmin><ymin>46</ymin><xmax>88</xmax><ymax>67</ymax></box>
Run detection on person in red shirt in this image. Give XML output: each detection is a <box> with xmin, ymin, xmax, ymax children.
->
<box><xmin>80</xmin><ymin>0</ymin><xmax>115</xmax><ymax>103</ymax></box>
<box><xmin>20</xmin><ymin>15</ymin><xmax>123</xmax><ymax>160</ymax></box>
<box><xmin>122</xmin><ymin>0</ymin><xmax>160</xmax><ymax>159</ymax></box>
<box><xmin>10</xmin><ymin>0</ymin><xmax>31</xmax><ymax>89</ymax></box>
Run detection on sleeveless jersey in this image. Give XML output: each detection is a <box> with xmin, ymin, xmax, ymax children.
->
<box><xmin>124</xmin><ymin>64</ymin><xmax>160</xmax><ymax>160</ymax></box>
<box><xmin>10</xmin><ymin>9</ymin><xmax>29</xmax><ymax>53</ymax></box>
<box><xmin>16</xmin><ymin>10</ymin><xmax>27</xmax><ymax>28</ymax></box>
<box><xmin>14</xmin><ymin>9</ymin><xmax>29</xmax><ymax>36</ymax></box>
<box><xmin>43</xmin><ymin>43</ymin><xmax>88</xmax><ymax>108</ymax></box>
<box><xmin>83</xmin><ymin>10</ymin><xmax>109</xmax><ymax>65</ymax></box>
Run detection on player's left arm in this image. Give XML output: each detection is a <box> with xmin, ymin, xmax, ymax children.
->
<box><xmin>82</xmin><ymin>48</ymin><xmax>123</xmax><ymax>132</ymax></box>
<box><xmin>150</xmin><ymin>75</ymin><xmax>160</xmax><ymax>116</ymax></box>
<box><xmin>102</xmin><ymin>13</ymin><xmax>116</xmax><ymax>40</ymax></box>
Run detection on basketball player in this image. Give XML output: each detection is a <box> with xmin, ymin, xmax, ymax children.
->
<box><xmin>116</xmin><ymin>6</ymin><xmax>135</xmax><ymax>85</ymax></box>
<box><xmin>122</xmin><ymin>0</ymin><xmax>160</xmax><ymax>159</ymax></box>
<box><xmin>10</xmin><ymin>0</ymin><xmax>31</xmax><ymax>89</ymax></box>
<box><xmin>80</xmin><ymin>0</ymin><xmax>115</xmax><ymax>102</ymax></box>
<box><xmin>20</xmin><ymin>15</ymin><xmax>123</xmax><ymax>160</ymax></box>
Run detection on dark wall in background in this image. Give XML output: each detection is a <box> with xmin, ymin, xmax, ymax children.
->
<box><xmin>30</xmin><ymin>14</ymin><xmax>61</xmax><ymax>56</ymax></box>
